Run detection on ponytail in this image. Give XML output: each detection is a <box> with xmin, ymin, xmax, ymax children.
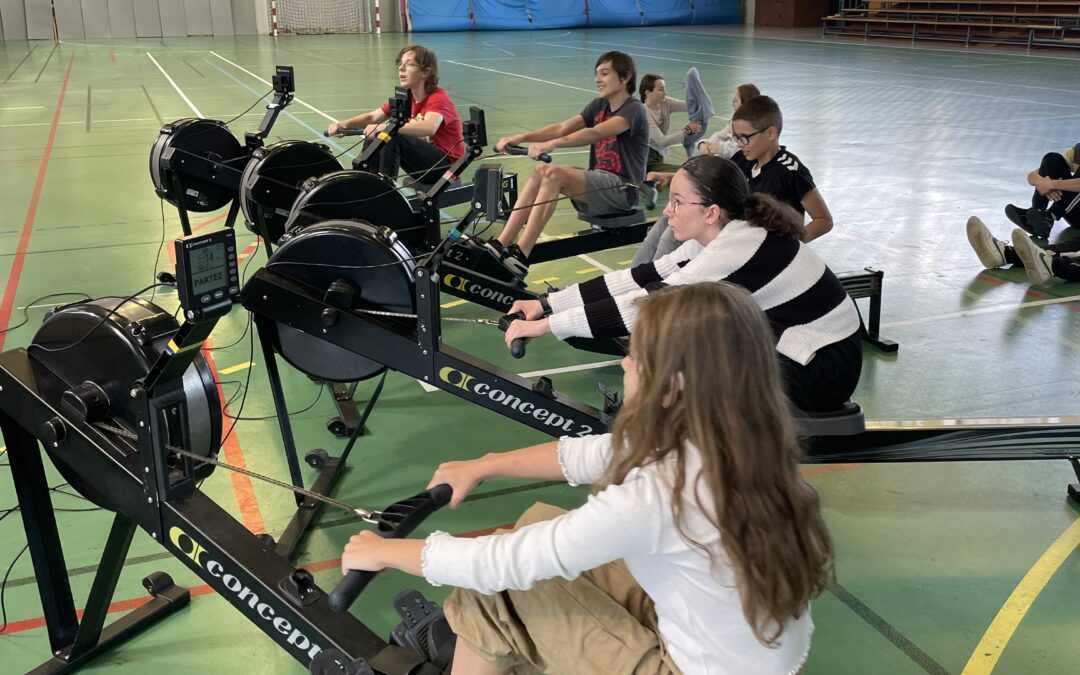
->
<box><xmin>739</xmin><ymin>193</ymin><xmax>805</xmax><ymax>240</ymax></box>
<box><xmin>679</xmin><ymin>155</ymin><xmax>806</xmax><ymax>241</ymax></box>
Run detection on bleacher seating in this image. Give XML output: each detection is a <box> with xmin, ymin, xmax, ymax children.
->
<box><xmin>822</xmin><ymin>1</ymin><xmax>1080</xmax><ymax>48</ymax></box>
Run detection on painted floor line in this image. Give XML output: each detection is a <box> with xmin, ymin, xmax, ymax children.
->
<box><xmin>445</xmin><ymin>60</ymin><xmax>595</xmax><ymax>94</ymax></box>
<box><xmin>575</xmin><ymin>253</ymin><xmax>613</xmax><ymax>274</ymax></box>
<box><xmin>0</xmin><ymin>54</ymin><xmax>76</xmax><ymax>352</ymax></box>
<box><xmin>961</xmin><ymin>517</ymin><xmax>1080</xmax><ymax>675</ymax></box>
<box><xmin>218</xmin><ymin>361</ymin><xmax>254</xmax><ymax>375</ymax></box>
<box><xmin>146</xmin><ymin>53</ymin><xmax>203</xmax><ymax>117</ymax></box>
<box><xmin>209</xmin><ymin>51</ymin><xmax>337</xmax><ymax>123</ymax></box>
<box><xmin>881</xmin><ymin>293</ymin><xmax>1080</xmax><ymax>329</ymax></box>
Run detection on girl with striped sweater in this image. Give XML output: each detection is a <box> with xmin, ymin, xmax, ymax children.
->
<box><xmin>504</xmin><ymin>154</ymin><xmax>863</xmax><ymax>411</ymax></box>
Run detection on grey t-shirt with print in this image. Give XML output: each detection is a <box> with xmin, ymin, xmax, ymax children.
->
<box><xmin>580</xmin><ymin>97</ymin><xmax>649</xmax><ymax>185</ymax></box>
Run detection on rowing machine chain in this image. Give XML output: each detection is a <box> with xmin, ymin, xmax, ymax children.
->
<box><xmin>92</xmin><ymin>421</ymin><xmax>383</xmax><ymax>523</ymax></box>
<box><xmin>355</xmin><ymin>307</ymin><xmax>502</xmax><ymax>327</ymax></box>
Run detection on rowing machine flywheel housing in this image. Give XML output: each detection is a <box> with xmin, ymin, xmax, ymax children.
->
<box><xmin>266</xmin><ymin>220</ymin><xmax>417</xmax><ymax>382</ymax></box>
<box><xmin>150</xmin><ymin>118</ymin><xmax>244</xmax><ymax>212</ymax></box>
<box><xmin>29</xmin><ymin>298</ymin><xmax>221</xmax><ymax>510</ymax></box>
<box><xmin>239</xmin><ymin>139</ymin><xmax>342</xmax><ymax>245</ymax></box>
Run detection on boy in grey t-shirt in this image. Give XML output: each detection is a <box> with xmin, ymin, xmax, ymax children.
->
<box><xmin>490</xmin><ymin>51</ymin><xmax>649</xmax><ymax>280</ymax></box>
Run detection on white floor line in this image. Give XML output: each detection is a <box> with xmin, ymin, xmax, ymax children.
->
<box><xmin>209</xmin><ymin>51</ymin><xmax>337</xmax><ymax>123</ymax></box>
<box><xmin>146</xmin><ymin>53</ymin><xmax>203</xmax><ymax>118</ymax></box>
<box><xmin>445</xmin><ymin>60</ymin><xmax>595</xmax><ymax>94</ymax></box>
<box><xmin>416</xmin><ymin>358</ymin><xmax>621</xmax><ymax>393</ymax></box>
<box><xmin>881</xmin><ymin>293</ymin><xmax>1080</xmax><ymax>329</ymax></box>
<box><xmin>575</xmin><ymin>253</ymin><xmax>613</xmax><ymax>274</ymax></box>
<box><xmin>0</xmin><ymin>106</ymin><xmax>45</xmax><ymax>110</ymax></box>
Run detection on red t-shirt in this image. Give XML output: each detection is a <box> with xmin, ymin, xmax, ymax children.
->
<box><xmin>380</xmin><ymin>87</ymin><xmax>464</xmax><ymax>162</ymax></box>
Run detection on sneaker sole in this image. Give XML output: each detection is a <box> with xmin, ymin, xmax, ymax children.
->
<box><xmin>1010</xmin><ymin>229</ymin><xmax>1054</xmax><ymax>285</ymax></box>
<box><xmin>966</xmin><ymin>217</ymin><xmax>1005</xmax><ymax>268</ymax></box>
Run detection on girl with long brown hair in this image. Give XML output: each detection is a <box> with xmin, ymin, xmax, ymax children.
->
<box><xmin>341</xmin><ymin>282</ymin><xmax>835</xmax><ymax>674</ymax></box>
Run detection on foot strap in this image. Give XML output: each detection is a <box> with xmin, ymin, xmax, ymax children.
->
<box><xmin>389</xmin><ymin>589</ymin><xmax>457</xmax><ymax>670</ymax></box>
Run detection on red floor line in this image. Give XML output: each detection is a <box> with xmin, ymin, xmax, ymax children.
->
<box><xmin>201</xmin><ymin>342</ymin><xmax>267</xmax><ymax>536</ymax></box>
<box><xmin>0</xmin><ymin>54</ymin><xmax>76</xmax><ymax>352</ymax></box>
<box><xmin>192</xmin><ymin>212</ymin><xmax>228</xmax><ymax>234</ymax></box>
<box><xmin>1</xmin><ymin>523</ymin><xmax>511</xmax><ymax>635</ymax></box>
<box><xmin>109</xmin><ymin>51</ymin><xmax>116</xmax><ymax>63</ymax></box>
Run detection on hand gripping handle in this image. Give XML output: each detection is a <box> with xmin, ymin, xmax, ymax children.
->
<box><xmin>498</xmin><ymin>311</ymin><xmax>528</xmax><ymax>359</ymax></box>
<box><xmin>329</xmin><ymin>484</ymin><xmax>454</xmax><ymax>612</ymax></box>
<box><xmin>501</xmin><ymin>143</ymin><xmax>551</xmax><ymax>163</ymax></box>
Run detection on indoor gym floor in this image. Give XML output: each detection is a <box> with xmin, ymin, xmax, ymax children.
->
<box><xmin>1</xmin><ymin>23</ymin><xmax>1079</xmax><ymax>674</ymax></box>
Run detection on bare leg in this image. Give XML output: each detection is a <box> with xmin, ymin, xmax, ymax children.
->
<box><xmin>497</xmin><ymin>169</ymin><xmax>544</xmax><ymax>247</ymax></box>
<box><xmin>516</xmin><ymin>166</ymin><xmax>587</xmax><ymax>255</ymax></box>
<box><xmin>450</xmin><ymin>636</ymin><xmax>508</xmax><ymax>675</ymax></box>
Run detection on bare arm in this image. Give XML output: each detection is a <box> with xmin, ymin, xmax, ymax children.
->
<box><xmin>329</xmin><ymin>107</ymin><xmax>387</xmax><ymax>135</ymax></box>
<box><xmin>801</xmin><ymin>188</ymin><xmax>834</xmax><ymax>242</ymax></box>
<box><xmin>398</xmin><ymin>111</ymin><xmax>444</xmax><ymax>138</ymax></box>
<box><xmin>496</xmin><ymin>115</ymin><xmax>587</xmax><ymax>150</ymax></box>
<box><xmin>546</xmin><ymin>115</ymin><xmax>631</xmax><ymax>151</ymax></box>
<box><xmin>425</xmin><ymin>441</ymin><xmax>563</xmax><ymax>509</ymax></box>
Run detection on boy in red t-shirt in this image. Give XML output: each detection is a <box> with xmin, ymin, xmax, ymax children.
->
<box><xmin>328</xmin><ymin>45</ymin><xmax>463</xmax><ymax>187</ymax></box>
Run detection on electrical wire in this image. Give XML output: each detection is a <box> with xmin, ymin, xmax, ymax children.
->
<box><xmin>32</xmin><ymin>284</ymin><xmax>170</xmax><ymax>354</ymax></box>
<box><xmin>0</xmin><ymin>292</ymin><xmax>94</xmax><ymax>336</ymax></box>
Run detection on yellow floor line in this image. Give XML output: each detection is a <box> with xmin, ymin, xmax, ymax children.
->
<box><xmin>441</xmin><ymin>299</ymin><xmax>468</xmax><ymax>309</ymax></box>
<box><xmin>961</xmin><ymin>517</ymin><xmax>1080</xmax><ymax>675</ymax></box>
<box><xmin>531</xmin><ymin>276</ymin><xmax>559</xmax><ymax>286</ymax></box>
<box><xmin>218</xmin><ymin>361</ymin><xmax>254</xmax><ymax>375</ymax></box>
<box><xmin>618</xmin><ymin>259</ymin><xmax>632</xmax><ymax>265</ymax></box>
<box><xmin>575</xmin><ymin>267</ymin><xmax>599</xmax><ymax>274</ymax></box>
<box><xmin>0</xmin><ymin>446</ymin><xmax>6</xmax><ymax>455</ymax></box>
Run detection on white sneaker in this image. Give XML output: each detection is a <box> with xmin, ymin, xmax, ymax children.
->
<box><xmin>1010</xmin><ymin>228</ymin><xmax>1057</xmax><ymax>285</ymax></box>
<box><xmin>966</xmin><ymin>216</ymin><xmax>1007</xmax><ymax>269</ymax></box>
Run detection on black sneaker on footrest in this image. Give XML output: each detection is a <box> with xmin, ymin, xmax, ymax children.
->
<box><xmin>389</xmin><ymin>589</ymin><xmax>456</xmax><ymax>671</ymax></box>
<box><xmin>502</xmin><ymin>243</ymin><xmax>530</xmax><ymax>281</ymax></box>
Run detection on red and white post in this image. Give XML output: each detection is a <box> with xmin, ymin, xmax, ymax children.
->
<box><xmin>270</xmin><ymin>0</ymin><xmax>279</xmax><ymax>37</ymax></box>
<box><xmin>374</xmin><ymin>0</ymin><xmax>381</xmax><ymax>34</ymax></box>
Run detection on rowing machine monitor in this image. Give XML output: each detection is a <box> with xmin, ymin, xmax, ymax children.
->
<box><xmin>273</xmin><ymin>65</ymin><xmax>296</xmax><ymax>94</ymax></box>
<box><xmin>175</xmin><ymin>228</ymin><xmax>240</xmax><ymax>322</ymax></box>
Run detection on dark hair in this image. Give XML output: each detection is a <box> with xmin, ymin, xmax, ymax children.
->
<box><xmin>679</xmin><ymin>155</ymin><xmax>804</xmax><ymax>240</ymax></box>
<box><xmin>596</xmin><ymin>51</ymin><xmax>637</xmax><ymax>95</ymax></box>
<box><xmin>732</xmin><ymin>94</ymin><xmax>783</xmax><ymax>134</ymax></box>
<box><xmin>736</xmin><ymin>83</ymin><xmax>761</xmax><ymax>106</ymax></box>
<box><xmin>639</xmin><ymin>73</ymin><xmax>663</xmax><ymax>101</ymax></box>
<box><xmin>397</xmin><ymin>44</ymin><xmax>439</xmax><ymax>94</ymax></box>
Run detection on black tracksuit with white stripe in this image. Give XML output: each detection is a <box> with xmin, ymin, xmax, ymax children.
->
<box><xmin>732</xmin><ymin>146</ymin><xmax>816</xmax><ymax>215</ymax></box>
<box><xmin>547</xmin><ymin>220</ymin><xmax>863</xmax><ymax>410</ymax></box>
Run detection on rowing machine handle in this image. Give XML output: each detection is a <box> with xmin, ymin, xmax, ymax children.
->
<box><xmin>329</xmin><ymin>483</ymin><xmax>454</xmax><ymax>613</ymax></box>
<box><xmin>501</xmin><ymin>143</ymin><xmax>551</xmax><ymax>164</ymax></box>
<box><xmin>640</xmin><ymin>180</ymin><xmax>659</xmax><ymax>211</ymax></box>
<box><xmin>323</xmin><ymin>128</ymin><xmax>366</xmax><ymax>137</ymax></box>
<box><xmin>498</xmin><ymin>311</ymin><xmax>528</xmax><ymax>359</ymax></box>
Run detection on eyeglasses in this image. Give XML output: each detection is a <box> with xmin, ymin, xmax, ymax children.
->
<box><xmin>669</xmin><ymin>198</ymin><xmax>708</xmax><ymax>215</ymax></box>
<box><xmin>733</xmin><ymin>128</ymin><xmax>766</xmax><ymax>145</ymax></box>
<box><xmin>397</xmin><ymin>60</ymin><xmax>420</xmax><ymax>71</ymax></box>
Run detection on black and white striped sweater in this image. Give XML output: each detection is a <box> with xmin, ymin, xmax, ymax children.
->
<box><xmin>547</xmin><ymin>220</ymin><xmax>861</xmax><ymax>366</ymax></box>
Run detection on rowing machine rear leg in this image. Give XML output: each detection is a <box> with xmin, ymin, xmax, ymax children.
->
<box><xmin>1068</xmin><ymin>458</ymin><xmax>1080</xmax><ymax>505</ymax></box>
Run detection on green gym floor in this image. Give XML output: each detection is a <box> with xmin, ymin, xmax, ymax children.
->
<box><xmin>2</xmin><ymin>23</ymin><xmax>1079</xmax><ymax>674</ymax></box>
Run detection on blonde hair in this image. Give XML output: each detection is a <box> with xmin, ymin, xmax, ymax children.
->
<box><xmin>602</xmin><ymin>283</ymin><xmax>834</xmax><ymax>646</ymax></box>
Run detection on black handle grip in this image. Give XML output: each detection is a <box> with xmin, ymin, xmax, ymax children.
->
<box><xmin>329</xmin><ymin>484</ymin><xmax>454</xmax><ymax>613</ymax></box>
<box><xmin>640</xmin><ymin>180</ymin><xmax>659</xmax><ymax>211</ymax></box>
<box><xmin>324</xmin><ymin>128</ymin><xmax>367</xmax><ymax>137</ymax></box>
<box><xmin>498</xmin><ymin>311</ymin><xmax>528</xmax><ymax>359</ymax></box>
<box><xmin>500</xmin><ymin>144</ymin><xmax>551</xmax><ymax>164</ymax></box>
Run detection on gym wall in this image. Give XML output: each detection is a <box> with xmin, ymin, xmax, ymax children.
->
<box><xmin>407</xmin><ymin>0</ymin><xmax>741</xmax><ymax>32</ymax></box>
<box><xmin>0</xmin><ymin>0</ymin><xmax>262</xmax><ymax>40</ymax></box>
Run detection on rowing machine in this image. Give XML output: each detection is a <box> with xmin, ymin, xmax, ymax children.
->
<box><xmin>0</xmin><ymin>228</ymin><xmax>453</xmax><ymax>674</ymax></box>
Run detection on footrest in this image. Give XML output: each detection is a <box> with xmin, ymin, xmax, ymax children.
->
<box><xmin>390</xmin><ymin>589</ymin><xmax>456</xmax><ymax>670</ymax></box>
<box><xmin>578</xmin><ymin>209</ymin><xmax>646</xmax><ymax>230</ymax></box>
<box><xmin>795</xmin><ymin>401</ymin><xmax>866</xmax><ymax>437</ymax></box>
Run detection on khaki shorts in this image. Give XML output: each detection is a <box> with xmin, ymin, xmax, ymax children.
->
<box><xmin>443</xmin><ymin>503</ymin><xmax>683</xmax><ymax>675</ymax></box>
